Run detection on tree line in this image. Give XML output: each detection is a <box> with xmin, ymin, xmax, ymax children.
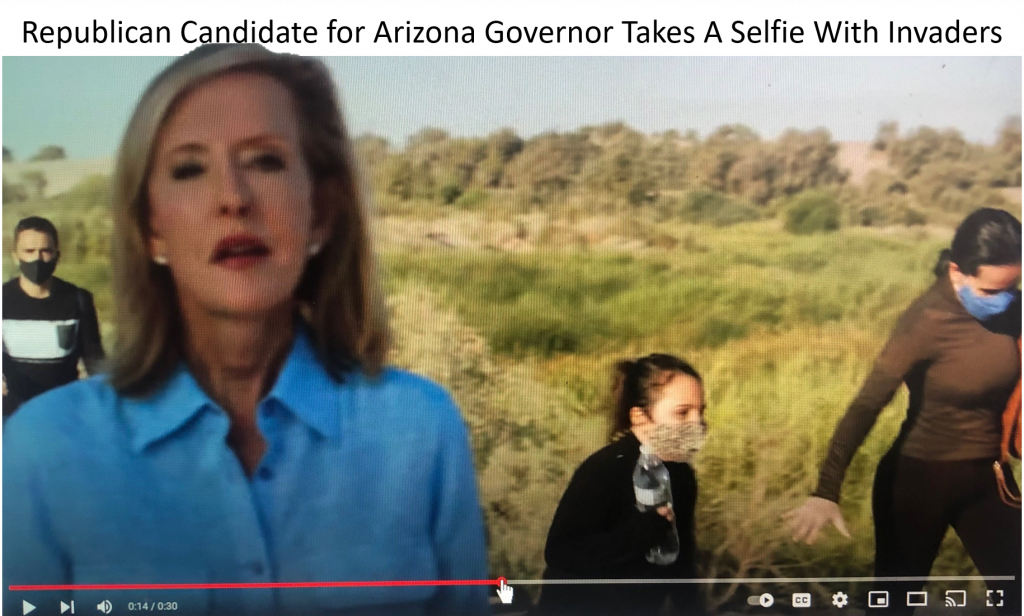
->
<box><xmin>356</xmin><ymin>123</ymin><xmax>850</xmax><ymax>207</ymax></box>
<box><xmin>356</xmin><ymin>117</ymin><xmax>1022</xmax><ymax>230</ymax></box>
<box><xmin>4</xmin><ymin>117</ymin><xmax>1020</xmax><ymax>234</ymax></box>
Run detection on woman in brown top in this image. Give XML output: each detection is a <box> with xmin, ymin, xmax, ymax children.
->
<box><xmin>784</xmin><ymin>208</ymin><xmax>1021</xmax><ymax>614</ymax></box>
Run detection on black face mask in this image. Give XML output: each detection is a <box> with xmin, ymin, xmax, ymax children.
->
<box><xmin>19</xmin><ymin>258</ymin><xmax>58</xmax><ymax>285</ymax></box>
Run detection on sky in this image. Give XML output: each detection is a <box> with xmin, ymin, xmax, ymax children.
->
<box><xmin>2</xmin><ymin>56</ymin><xmax>1021</xmax><ymax>161</ymax></box>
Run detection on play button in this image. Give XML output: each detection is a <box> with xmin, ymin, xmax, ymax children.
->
<box><xmin>22</xmin><ymin>600</ymin><xmax>36</xmax><ymax>615</ymax></box>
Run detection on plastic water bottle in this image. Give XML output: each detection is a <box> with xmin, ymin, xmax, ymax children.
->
<box><xmin>633</xmin><ymin>443</ymin><xmax>680</xmax><ymax>565</ymax></box>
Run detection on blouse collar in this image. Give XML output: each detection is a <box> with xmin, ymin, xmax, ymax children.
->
<box><xmin>125</xmin><ymin>326</ymin><xmax>346</xmax><ymax>452</ymax></box>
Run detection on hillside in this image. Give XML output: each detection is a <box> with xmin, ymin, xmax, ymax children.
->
<box><xmin>3</xmin><ymin>157</ymin><xmax>114</xmax><ymax>200</ymax></box>
<box><xmin>835</xmin><ymin>141</ymin><xmax>890</xmax><ymax>186</ymax></box>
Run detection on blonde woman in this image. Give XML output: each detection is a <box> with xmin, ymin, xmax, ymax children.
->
<box><xmin>3</xmin><ymin>45</ymin><xmax>489</xmax><ymax>616</ymax></box>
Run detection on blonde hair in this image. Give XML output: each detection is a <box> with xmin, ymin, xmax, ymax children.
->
<box><xmin>110</xmin><ymin>44</ymin><xmax>390</xmax><ymax>395</ymax></box>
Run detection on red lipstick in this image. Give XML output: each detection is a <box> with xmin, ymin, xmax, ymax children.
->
<box><xmin>211</xmin><ymin>233</ymin><xmax>270</xmax><ymax>269</ymax></box>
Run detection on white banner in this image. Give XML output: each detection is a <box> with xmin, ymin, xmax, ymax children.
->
<box><xmin>6</xmin><ymin>5</ymin><xmax>1024</xmax><ymax>56</ymax></box>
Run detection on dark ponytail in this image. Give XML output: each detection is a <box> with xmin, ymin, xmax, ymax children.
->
<box><xmin>934</xmin><ymin>208</ymin><xmax>1022</xmax><ymax>277</ymax></box>
<box><xmin>609</xmin><ymin>353</ymin><xmax>702</xmax><ymax>441</ymax></box>
<box><xmin>933</xmin><ymin>248</ymin><xmax>953</xmax><ymax>278</ymax></box>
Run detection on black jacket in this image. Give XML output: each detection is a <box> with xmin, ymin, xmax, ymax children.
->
<box><xmin>533</xmin><ymin>432</ymin><xmax>702</xmax><ymax>616</ymax></box>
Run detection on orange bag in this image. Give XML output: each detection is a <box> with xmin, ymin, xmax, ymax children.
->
<box><xmin>994</xmin><ymin>338</ymin><xmax>1022</xmax><ymax>508</ymax></box>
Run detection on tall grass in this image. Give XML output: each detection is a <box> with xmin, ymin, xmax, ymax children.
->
<box><xmin>382</xmin><ymin>223</ymin><xmax>1015</xmax><ymax>611</ymax></box>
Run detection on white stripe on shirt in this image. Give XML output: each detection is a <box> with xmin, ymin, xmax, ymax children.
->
<box><xmin>2</xmin><ymin>318</ymin><xmax>79</xmax><ymax>360</ymax></box>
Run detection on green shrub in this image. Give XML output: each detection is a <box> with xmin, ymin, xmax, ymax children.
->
<box><xmin>29</xmin><ymin>145</ymin><xmax>66</xmax><ymax>162</ymax></box>
<box><xmin>902</xmin><ymin>207</ymin><xmax>928</xmax><ymax>226</ymax></box>
<box><xmin>455</xmin><ymin>188</ymin><xmax>488</xmax><ymax>209</ymax></box>
<box><xmin>490</xmin><ymin>309</ymin><xmax>588</xmax><ymax>356</ymax></box>
<box><xmin>439</xmin><ymin>182</ymin><xmax>463</xmax><ymax>205</ymax></box>
<box><xmin>2</xmin><ymin>175</ymin><xmax>27</xmax><ymax>204</ymax></box>
<box><xmin>692</xmin><ymin>317</ymin><xmax>748</xmax><ymax>347</ymax></box>
<box><xmin>53</xmin><ymin>174</ymin><xmax>110</xmax><ymax>209</ymax></box>
<box><xmin>784</xmin><ymin>191</ymin><xmax>841</xmax><ymax>234</ymax></box>
<box><xmin>679</xmin><ymin>190</ymin><xmax>760</xmax><ymax>227</ymax></box>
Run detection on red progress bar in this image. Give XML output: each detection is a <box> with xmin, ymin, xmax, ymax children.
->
<box><xmin>10</xmin><ymin>578</ymin><xmax>506</xmax><ymax>592</ymax></box>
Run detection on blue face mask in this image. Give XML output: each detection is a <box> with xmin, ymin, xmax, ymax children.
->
<box><xmin>956</xmin><ymin>284</ymin><xmax>1019</xmax><ymax>321</ymax></box>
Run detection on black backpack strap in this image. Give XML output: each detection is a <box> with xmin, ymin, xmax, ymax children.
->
<box><xmin>76</xmin><ymin>287</ymin><xmax>88</xmax><ymax>318</ymax></box>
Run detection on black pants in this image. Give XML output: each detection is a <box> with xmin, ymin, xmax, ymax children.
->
<box><xmin>873</xmin><ymin>452</ymin><xmax>1022</xmax><ymax>615</ymax></box>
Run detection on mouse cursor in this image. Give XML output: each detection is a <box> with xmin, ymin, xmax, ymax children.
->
<box><xmin>496</xmin><ymin>578</ymin><xmax>514</xmax><ymax>604</ymax></box>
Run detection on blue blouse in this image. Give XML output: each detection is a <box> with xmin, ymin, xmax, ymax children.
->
<box><xmin>3</xmin><ymin>329</ymin><xmax>490</xmax><ymax>615</ymax></box>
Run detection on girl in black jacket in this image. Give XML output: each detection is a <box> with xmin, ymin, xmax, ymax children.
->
<box><xmin>534</xmin><ymin>354</ymin><xmax>707</xmax><ymax>616</ymax></box>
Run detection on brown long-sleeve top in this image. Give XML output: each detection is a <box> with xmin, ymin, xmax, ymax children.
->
<box><xmin>814</xmin><ymin>274</ymin><xmax>1021</xmax><ymax>503</ymax></box>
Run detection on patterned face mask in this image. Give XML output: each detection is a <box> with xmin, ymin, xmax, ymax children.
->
<box><xmin>646</xmin><ymin>421</ymin><xmax>707</xmax><ymax>464</ymax></box>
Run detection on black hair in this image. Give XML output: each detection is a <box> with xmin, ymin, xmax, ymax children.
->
<box><xmin>13</xmin><ymin>216</ymin><xmax>60</xmax><ymax>249</ymax></box>
<box><xmin>609</xmin><ymin>353</ymin><xmax>702</xmax><ymax>441</ymax></box>
<box><xmin>934</xmin><ymin>208</ymin><xmax>1021</xmax><ymax>277</ymax></box>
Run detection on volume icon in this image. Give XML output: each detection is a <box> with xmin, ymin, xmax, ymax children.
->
<box><xmin>96</xmin><ymin>600</ymin><xmax>112</xmax><ymax>614</ymax></box>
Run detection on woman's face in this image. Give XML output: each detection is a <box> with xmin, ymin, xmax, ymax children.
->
<box><xmin>951</xmin><ymin>263</ymin><xmax>1022</xmax><ymax>297</ymax></box>
<box><xmin>147</xmin><ymin>72</ymin><xmax>327</xmax><ymax>318</ymax></box>
<box><xmin>631</xmin><ymin>373</ymin><xmax>706</xmax><ymax>462</ymax></box>
<box><xmin>643</xmin><ymin>374</ymin><xmax>705</xmax><ymax>428</ymax></box>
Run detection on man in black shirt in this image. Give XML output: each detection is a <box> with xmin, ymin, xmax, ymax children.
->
<box><xmin>2</xmin><ymin>217</ymin><xmax>105</xmax><ymax>417</ymax></box>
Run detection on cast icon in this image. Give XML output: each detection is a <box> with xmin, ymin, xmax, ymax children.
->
<box><xmin>945</xmin><ymin>590</ymin><xmax>967</xmax><ymax>607</ymax></box>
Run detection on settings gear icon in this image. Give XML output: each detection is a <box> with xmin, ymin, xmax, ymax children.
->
<box><xmin>831</xmin><ymin>591</ymin><xmax>849</xmax><ymax>608</ymax></box>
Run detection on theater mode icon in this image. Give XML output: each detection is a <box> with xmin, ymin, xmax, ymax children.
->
<box><xmin>907</xmin><ymin>591</ymin><xmax>928</xmax><ymax>607</ymax></box>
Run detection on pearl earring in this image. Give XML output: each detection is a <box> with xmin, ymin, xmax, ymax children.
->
<box><xmin>153</xmin><ymin>254</ymin><xmax>169</xmax><ymax>265</ymax></box>
<box><xmin>308</xmin><ymin>243</ymin><xmax>322</xmax><ymax>256</ymax></box>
